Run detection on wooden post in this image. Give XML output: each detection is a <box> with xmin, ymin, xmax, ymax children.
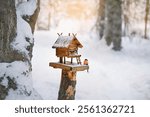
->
<box><xmin>59</xmin><ymin>57</ymin><xmax>63</xmax><ymax>63</ymax></box>
<box><xmin>49</xmin><ymin>62</ymin><xmax>89</xmax><ymax>100</ymax></box>
<box><xmin>64</xmin><ymin>57</ymin><xmax>66</xmax><ymax>64</ymax></box>
<box><xmin>58</xmin><ymin>70</ymin><xmax>76</xmax><ymax>100</ymax></box>
<box><xmin>71</xmin><ymin>58</ymin><xmax>73</xmax><ymax>64</ymax></box>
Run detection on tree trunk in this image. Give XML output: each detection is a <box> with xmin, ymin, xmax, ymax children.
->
<box><xmin>144</xmin><ymin>0</ymin><xmax>149</xmax><ymax>39</ymax></box>
<box><xmin>22</xmin><ymin>0</ymin><xmax>40</xmax><ymax>60</ymax></box>
<box><xmin>58</xmin><ymin>70</ymin><xmax>76</xmax><ymax>100</ymax></box>
<box><xmin>0</xmin><ymin>0</ymin><xmax>22</xmax><ymax>62</ymax></box>
<box><xmin>0</xmin><ymin>0</ymin><xmax>19</xmax><ymax>99</ymax></box>
<box><xmin>105</xmin><ymin>0</ymin><xmax>122</xmax><ymax>51</ymax></box>
<box><xmin>123</xmin><ymin>0</ymin><xmax>130</xmax><ymax>37</ymax></box>
<box><xmin>0</xmin><ymin>0</ymin><xmax>41</xmax><ymax>100</ymax></box>
<box><xmin>98</xmin><ymin>0</ymin><xmax>105</xmax><ymax>39</ymax></box>
<box><xmin>29</xmin><ymin>0</ymin><xmax>40</xmax><ymax>34</ymax></box>
<box><xmin>22</xmin><ymin>0</ymin><xmax>40</xmax><ymax>34</ymax></box>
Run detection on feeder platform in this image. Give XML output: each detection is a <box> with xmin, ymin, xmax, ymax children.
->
<box><xmin>49</xmin><ymin>62</ymin><xmax>89</xmax><ymax>71</ymax></box>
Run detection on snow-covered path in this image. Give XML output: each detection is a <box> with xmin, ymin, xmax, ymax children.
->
<box><xmin>32</xmin><ymin>31</ymin><xmax>150</xmax><ymax>100</ymax></box>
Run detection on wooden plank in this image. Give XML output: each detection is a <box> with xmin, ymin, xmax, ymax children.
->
<box><xmin>56</xmin><ymin>48</ymin><xmax>68</xmax><ymax>57</ymax></box>
<box><xmin>50</xmin><ymin>62</ymin><xmax>70</xmax><ymax>70</ymax></box>
<box><xmin>49</xmin><ymin>62</ymin><xmax>89</xmax><ymax>71</ymax></box>
<box><xmin>68</xmin><ymin>55</ymin><xmax>81</xmax><ymax>58</ymax></box>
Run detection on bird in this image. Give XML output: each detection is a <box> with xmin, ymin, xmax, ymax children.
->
<box><xmin>83</xmin><ymin>59</ymin><xmax>88</xmax><ymax>65</ymax></box>
<box><xmin>83</xmin><ymin>59</ymin><xmax>89</xmax><ymax>72</ymax></box>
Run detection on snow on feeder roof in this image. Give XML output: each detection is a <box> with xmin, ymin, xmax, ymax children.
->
<box><xmin>52</xmin><ymin>33</ymin><xmax>83</xmax><ymax>48</ymax></box>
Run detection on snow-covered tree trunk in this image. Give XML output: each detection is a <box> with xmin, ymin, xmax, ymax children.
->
<box><xmin>23</xmin><ymin>0</ymin><xmax>40</xmax><ymax>33</ymax></box>
<box><xmin>0</xmin><ymin>0</ymin><xmax>41</xmax><ymax>99</ymax></box>
<box><xmin>0</xmin><ymin>0</ymin><xmax>17</xmax><ymax>99</ymax></box>
<box><xmin>105</xmin><ymin>0</ymin><xmax>122</xmax><ymax>51</ymax></box>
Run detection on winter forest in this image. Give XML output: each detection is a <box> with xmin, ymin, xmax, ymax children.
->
<box><xmin>0</xmin><ymin>0</ymin><xmax>150</xmax><ymax>100</ymax></box>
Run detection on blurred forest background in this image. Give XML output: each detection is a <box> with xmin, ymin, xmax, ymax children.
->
<box><xmin>16</xmin><ymin>0</ymin><xmax>150</xmax><ymax>40</ymax></box>
<box><xmin>15</xmin><ymin>0</ymin><xmax>150</xmax><ymax>53</ymax></box>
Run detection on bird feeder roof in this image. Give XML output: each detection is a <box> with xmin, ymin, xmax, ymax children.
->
<box><xmin>52</xmin><ymin>36</ymin><xmax>83</xmax><ymax>48</ymax></box>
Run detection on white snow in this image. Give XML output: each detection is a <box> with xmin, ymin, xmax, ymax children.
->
<box><xmin>1</xmin><ymin>78</ymin><xmax>8</xmax><ymax>87</ymax></box>
<box><xmin>52</xmin><ymin>36</ymin><xmax>73</xmax><ymax>48</ymax></box>
<box><xmin>32</xmin><ymin>28</ymin><xmax>150</xmax><ymax>100</ymax></box>
<box><xmin>11</xmin><ymin>0</ymin><xmax>37</xmax><ymax>58</ymax></box>
<box><xmin>16</xmin><ymin>0</ymin><xmax>37</xmax><ymax>16</ymax></box>
<box><xmin>11</xmin><ymin>11</ymin><xmax>33</xmax><ymax>58</ymax></box>
<box><xmin>0</xmin><ymin>61</ymin><xmax>41</xmax><ymax>99</ymax></box>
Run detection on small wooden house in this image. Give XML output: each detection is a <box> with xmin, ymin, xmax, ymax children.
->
<box><xmin>52</xmin><ymin>33</ymin><xmax>83</xmax><ymax>64</ymax></box>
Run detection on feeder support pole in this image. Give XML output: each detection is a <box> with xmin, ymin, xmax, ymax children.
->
<box><xmin>58</xmin><ymin>70</ymin><xmax>76</xmax><ymax>100</ymax></box>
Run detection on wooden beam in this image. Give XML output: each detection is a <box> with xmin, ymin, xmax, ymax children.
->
<box><xmin>49</xmin><ymin>62</ymin><xmax>89</xmax><ymax>71</ymax></box>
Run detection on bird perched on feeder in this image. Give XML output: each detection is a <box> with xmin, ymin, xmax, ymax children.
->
<box><xmin>83</xmin><ymin>59</ymin><xmax>88</xmax><ymax>65</ymax></box>
<box><xmin>83</xmin><ymin>59</ymin><xmax>89</xmax><ymax>72</ymax></box>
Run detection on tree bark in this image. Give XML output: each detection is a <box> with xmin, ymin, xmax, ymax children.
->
<box><xmin>144</xmin><ymin>0</ymin><xmax>149</xmax><ymax>39</ymax></box>
<box><xmin>0</xmin><ymin>0</ymin><xmax>23</xmax><ymax>62</ymax></box>
<box><xmin>0</xmin><ymin>0</ymin><xmax>22</xmax><ymax>99</ymax></box>
<box><xmin>105</xmin><ymin>0</ymin><xmax>122</xmax><ymax>51</ymax></box>
<box><xmin>58</xmin><ymin>70</ymin><xmax>76</xmax><ymax>100</ymax></box>
<box><xmin>98</xmin><ymin>0</ymin><xmax>105</xmax><ymax>39</ymax></box>
<box><xmin>29</xmin><ymin>0</ymin><xmax>40</xmax><ymax>34</ymax></box>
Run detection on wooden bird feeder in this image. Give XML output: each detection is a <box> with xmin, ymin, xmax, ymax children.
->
<box><xmin>52</xmin><ymin>33</ymin><xmax>83</xmax><ymax>64</ymax></box>
<box><xmin>49</xmin><ymin>33</ymin><xmax>89</xmax><ymax>100</ymax></box>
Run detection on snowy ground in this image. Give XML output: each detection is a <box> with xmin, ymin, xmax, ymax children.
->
<box><xmin>32</xmin><ymin>29</ymin><xmax>150</xmax><ymax>100</ymax></box>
